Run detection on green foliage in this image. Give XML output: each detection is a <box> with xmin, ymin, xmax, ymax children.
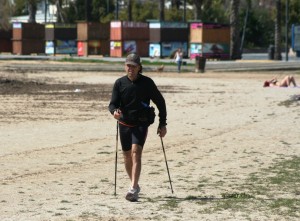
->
<box><xmin>202</xmin><ymin>0</ymin><xmax>229</xmax><ymax>24</ymax></box>
<box><xmin>119</xmin><ymin>0</ymin><xmax>158</xmax><ymax>22</ymax></box>
<box><xmin>289</xmin><ymin>0</ymin><xmax>300</xmax><ymax>26</ymax></box>
<box><xmin>12</xmin><ymin>0</ymin><xmax>27</xmax><ymax>16</ymax></box>
<box><xmin>91</xmin><ymin>0</ymin><xmax>115</xmax><ymax>22</ymax></box>
<box><xmin>241</xmin><ymin>7</ymin><xmax>274</xmax><ymax>48</ymax></box>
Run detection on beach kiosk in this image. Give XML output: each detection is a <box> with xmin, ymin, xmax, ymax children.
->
<box><xmin>149</xmin><ymin>21</ymin><xmax>188</xmax><ymax>58</ymax></box>
<box><xmin>12</xmin><ymin>22</ymin><xmax>45</xmax><ymax>55</ymax></box>
<box><xmin>189</xmin><ymin>22</ymin><xmax>230</xmax><ymax>60</ymax></box>
<box><xmin>77</xmin><ymin>22</ymin><xmax>110</xmax><ymax>57</ymax></box>
<box><xmin>110</xmin><ymin>21</ymin><xmax>149</xmax><ymax>57</ymax></box>
<box><xmin>45</xmin><ymin>23</ymin><xmax>77</xmax><ymax>55</ymax></box>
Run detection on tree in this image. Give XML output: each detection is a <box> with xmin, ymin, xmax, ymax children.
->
<box><xmin>159</xmin><ymin>0</ymin><xmax>165</xmax><ymax>21</ymax></box>
<box><xmin>193</xmin><ymin>0</ymin><xmax>203</xmax><ymax>20</ymax></box>
<box><xmin>118</xmin><ymin>0</ymin><xmax>158</xmax><ymax>22</ymax></box>
<box><xmin>27</xmin><ymin>0</ymin><xmax>37</xmax><ymax>23</ymax></box>
<box><xmin>55</xmin><ymin>0</ymin><xmax>67</xmax><ymax>23</ymax></box>
<box><xmin>171</xmin><ymin>0</ymin><xmax>181</xmax><ymax>10</ymax></box>
<box><xmin>274</xmin><ymin>0</ymin><xmax>282</xmax><ymax>60</ymax></box>
<box><xmin>0</xmin><ymin>0</ymin><xmax>12</xmax><ymax>30</ymax></box>
<box><xmin>230</xmin><ymin>0</ymin><xmax>241</xmax><ymax>59</ymax></box>
<box><xmin>128</xmin><ymin>0</ymin><xmax>132</xmax><ymax>21</ymax></box>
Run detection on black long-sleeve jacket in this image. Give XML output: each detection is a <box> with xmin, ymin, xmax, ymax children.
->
<box><xmin>108</xmin><ymin>74</ymin><xmax>167</xmax><ymax>127</ymax></box>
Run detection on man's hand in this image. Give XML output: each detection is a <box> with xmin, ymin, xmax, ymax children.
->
<box><xmin>157</xmin><ymin>126</ymin><xmax>167</xmax><ymax>137</ymax></box>
<box><xmin>113</xmin><ymin>109</ymin><xmax>122</xmax><ymax>120</ymax></box>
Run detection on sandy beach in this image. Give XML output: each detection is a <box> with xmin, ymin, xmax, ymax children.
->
<box><xmin>0</xmin><ymin>60</ymin><xmax>299</xmax><ymax>221</ymax></box>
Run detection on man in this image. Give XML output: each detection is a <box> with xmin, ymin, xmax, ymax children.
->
<box><xmin>108</xmin><ymin>53</ymin><xmax>167</xmax><ymax>202</ymax></box>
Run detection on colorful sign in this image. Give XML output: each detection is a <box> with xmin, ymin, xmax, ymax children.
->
<box><xmin>150</xmin><ymin>22</ymin><xmax>187</xmax><ymax>29</ymax></box>
<box><xmin>110</xmin><ymin>41</ymin><xmax>122</xmax><ymax>49</ymax></box>
<box><xmin>111</xmin><ymin>21</ymin><xmax>122</xmax><ymax>28</ymax></box>
<box><xmin>292</xmin><ymin>24</ymin><xmax>300</xmax><ymax>51</ymax></box>
<box><xmin>149</xmin><ymin>43</ymin><xmax>161</xmax><ymax>57</ymax></box>
<box><xmin>161</xmin><ymin>42</ymin><xmax>187</xmax><ymax>57</ymax></box>
<box><xmin>190</xmin><ymin>43</ymin><xmax>202</xmax><ymax>59</ymax></box>
<box><xmin>56</xmin><ymin>40</ymin><xmax>77</xmax><ymax>54</ymax></box>
<box><xmin>124</xmin><ymin>41</ymin><xmax>137</xmax><ymax>54</ymax></box>
<box><xmin>88</xmin><ymin>40</ymin><xmax>101</xmax><ymax>55</ymax></box>
<box><xmin>13</xmin><ymin>23</ymin><xmax>22</xmax><ymax>29</ymax></box>
<box><xmin>190</xmin><ymin>43</ymin><xmax>230</xmax><ymax>59</ymax></box>
<box><xmin>45</xmin><ymin>41</ymin><xmax>55</xmax><ymax>54</ymax></box>
<box><xmin>77</xmin><ymin>41</ymin><xmax>84</xmax><ymax>56</ymax></box>
<box><xmin>190</xmin><ymin>23</ymin><xmax>229</xmax><ymax>29</ymax></box>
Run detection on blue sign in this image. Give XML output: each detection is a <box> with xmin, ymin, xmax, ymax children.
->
<box><xmin>149</xmin><ymin>43</ymin><xmax>161</xmax><ymax>57</ymax></box>
<box><xmin>292</xmin><ymin>24</ymin><xmax>300</xmax><ymax>51</ymax></box>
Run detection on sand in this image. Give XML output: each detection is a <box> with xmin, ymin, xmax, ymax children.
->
<box><xmin>0</xmin><ymin>61</ymin><xmax>299</xmax><ymax>221</ymax></box>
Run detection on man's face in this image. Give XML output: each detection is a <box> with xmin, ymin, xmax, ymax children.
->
<box><xmin>125</xmin><ymin>64</ymin><xmax>140</xmax><ymax>80</ymax></box>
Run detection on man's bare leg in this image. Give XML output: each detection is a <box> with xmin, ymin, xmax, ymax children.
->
<box><xmin>131</xmin><ymin>144</ymin><xmax>142</xmax><ymax>189</ymax></box>
<box><xmin>123</xmin><ymin>150</ymin><xmax>132</xmax><ymax>181</ymax></box>
<box><xmin>123</xmin><ymin>144</ymin><xmax>142</xmax><ymax>189</ymax></box>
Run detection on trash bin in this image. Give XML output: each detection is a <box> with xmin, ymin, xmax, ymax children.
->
<box><xmin>195</xmin><ymin>56</ymin><xmax>206</xmax><ymax>73</ymax></box>
<box><xmin>268</xmin><ymin>45</ymin><xmax>275</xmax><ymax>60</ymax></box>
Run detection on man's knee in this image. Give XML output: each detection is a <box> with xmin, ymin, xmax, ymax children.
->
<box><xmin>131</xmin><ymin>144</ymin><xmax>142</xmax><ymax>156</ymax></box>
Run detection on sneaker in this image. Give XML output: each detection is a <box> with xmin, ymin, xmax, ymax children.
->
<box><xmin>125</xmin><ymin>187</ymin><xmax>139</xmax><ymax>202</ymax></box>
<box><xmin>136</xmin><ymin>185</ymin><xmax>141</xmax><ymax>194</ymax></box>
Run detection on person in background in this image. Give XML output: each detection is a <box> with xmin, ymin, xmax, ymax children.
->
<box><xmin>108</xmin><ymin>53</ymin><xmax>167</xmax><ymax>202</ymax></box>
<box><xmin>263</xmin><ymin>75</ymin><xmax>297</xmax><ymax>87</ymax></box>
<box><xmin>174</xmin><ymin>48</ymin><xmax>183</xmax><ymax>73</ymax></box>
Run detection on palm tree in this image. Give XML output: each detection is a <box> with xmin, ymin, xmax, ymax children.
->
<box><xmin>159</xmin><ymin>0</ymin><xmax>165</xmax><ymax>21</ymax></box>
<box><xmin>274</xmin><ymin>0</ymin><xmax>282</xmax><ymax>60</ymax></box>
<box><xmin>55</xmin><ymin>0</ymin><xmax>66</xmax><ymax>23</ymax></box>
<box><xmin>193</xmin><ymin>0</ymin><xmax>203</xmax><ymax>20</ymax></box>
<box><xmin>230</xmin><ymin>0</ymin><xmax>242</xmax><ymax>60</ymax></box>
<box><xmin>127</xmin><ymin>0</ymin><xmax>132</xmax><ymax>21</ymax></box>
<box><xmin>28</xmin><ymin>0</ymin><xmax>37</xmax><ymax>23</ymax></box>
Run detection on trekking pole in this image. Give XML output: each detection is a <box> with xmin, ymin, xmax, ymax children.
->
<box><xmin>160</xmin><ymin>136</ymin><xmax>174</xmax><ymax>194</ymax></box>
<box><xmin>114</xmin><ymin>121</ymin><xmax>119</xmax><ymax>196</ymax></box>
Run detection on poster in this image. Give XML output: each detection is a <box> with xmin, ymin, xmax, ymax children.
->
<box><xmin>77</xmin><ymin>41</ymin><xmax>84</xmax><ymax>56</ymax></box>
<box><xmin>56</xmin><ymin>40</ymin><xmax>77</xmax><ymax>54</ymax></box>
<box><xmin>292</xmin><ymin>25</ymin><xmax>300</xmax><ymax>51</ymax></box>
<box><xmin>149</xmin><ymin>43</ymin><xmax>161</xmax><ymax>57</ymax></box>
<box><xmin>190</xmin><ymin>43</ymin><xmax>202</xmax><ymax>59</ymax></box>
<box><xmin>161</xmin><ymin>42</ymin><xmax>187</xmax><ymax>57</ymax></box>
<box><xmin>190</xmin><ymin>43</ymin><xmax>230</xmax><ymax>59</ymax></box>
<box><xmin>45</xmin><ymin>41</ymin><xmax>55</xmax><ymax>54</ymax></box>
<box><xmin>124</xmin><ymin>41</ymin><xmax>137</xmax><ymax>54</ymax></box>
<box><xmin>110</xmin><ymin>41</ymin><xmax>121</xmax><ymax>49</ymax></box>
<box><xmin>88</xmin><ymin>40</ymin><xmax>101</xmax><ymax>55</ymax></box>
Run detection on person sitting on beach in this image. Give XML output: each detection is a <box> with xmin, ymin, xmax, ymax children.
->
<box><xmin>263</xmin><ymin>75</ymin><xmax>297</xmax><ymax>87</ymax></box>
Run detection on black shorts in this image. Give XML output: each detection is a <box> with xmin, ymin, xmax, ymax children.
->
<box><xmin>119</xmin><ymin>123</ymin><xmax>148</xmax><ymax>151</ymax></box>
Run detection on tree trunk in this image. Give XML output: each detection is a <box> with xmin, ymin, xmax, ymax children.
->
<box><xmin>28</xmin><ymin>0</ymin><xmax>37</xmax><ymax>23</ymax></box>
<box><xmin>0</xmin><ymin>0</ymin><xmax>12</xmax><ymax>30</ymax></box>
<box><xmin>274</xmin><ymin>0</ymin><xmax>282</xmax><ymax>60</ymax></box>
<box><xmin>128</xmin><ymin>0</ymin><xmax>132</xmax><ymax>21</ymax></box>
<box><xmin>230</xmin><ymin>0</ymin><xmax>241</xmax><ymax>60</ymax></box>
<box><xmin>193</xmin><ymin>0</ymin><xmax>203</xmax><ymax>20</ymax></box>
<box><xmin>159</xmin><ymin>0</ymin><xmax>165</xmax><ymax>21</ymax></box>
<box><xmin>171</xmin><ymin>0</ymin><xmax>180</xmax><ymax>9</ymax></box>
<box><xmin>56</xmin><ymin>0</ymin><xmax>66</xmax><ymax>23</ymax></box>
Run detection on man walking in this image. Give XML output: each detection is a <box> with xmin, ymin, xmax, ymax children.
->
<box><xmin>108</xmin><ymin>53</ymin><xmax>167</xmax><ymax>202</ymax></box>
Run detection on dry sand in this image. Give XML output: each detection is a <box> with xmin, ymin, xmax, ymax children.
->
<box><xmin>0</xmin><ymin>61</ymin><xmax>299</xmax><ymax>221</ymax></box>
